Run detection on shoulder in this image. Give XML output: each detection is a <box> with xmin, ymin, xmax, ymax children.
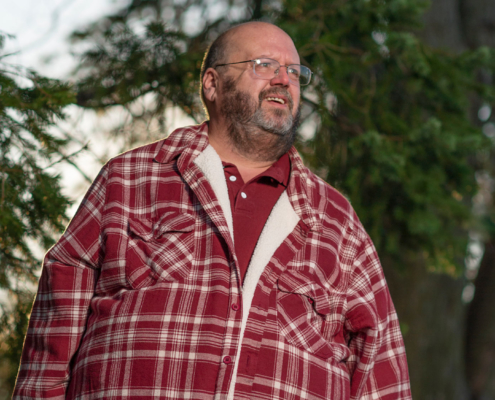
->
<box><xmin>106</xmin><ymin>140</ymin><xmax>165</xmax><ymax>169</ymax></box>
<box><xmin>104</xmin><ymin>123</ymin><xmax>208</xmax><ymax>171</ymax></box>
<box><xmin>303</xmin><ymin>166</ymin><xmax>367</xmax><ymax>239</ymax></box>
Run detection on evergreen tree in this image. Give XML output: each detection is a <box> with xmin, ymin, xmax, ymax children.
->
<box><xmin>0</xmin><ymin>32</ymin><xmax>74</xmax><ymax>396</ymax></box>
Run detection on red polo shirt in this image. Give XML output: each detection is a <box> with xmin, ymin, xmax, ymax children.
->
<box><xmin>222</xmin><ymin>153</ymin><xmax>291</xmax><ymax>283</ymax></box>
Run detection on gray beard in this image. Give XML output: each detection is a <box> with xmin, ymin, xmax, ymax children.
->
<box><xmin>220</xmin><ymin>77</ymin><xmax>301</xmax><ymax>162</ymax></box>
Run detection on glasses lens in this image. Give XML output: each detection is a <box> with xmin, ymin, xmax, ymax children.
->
<box><xmin>253</xmin><ymin>59</ymin><xmax>312</xmax><ymax>86</ymax></box>
<box><xmin>287</xmin><ymin>65</ymin><xmax>301</xmax><ymax>82</ymax></box>
<box><xmin>296</xmin><ymin>65</ymin><xmax>312</xmax><ymax>86</ymax></box>
<box><xmin>254</xmin><ymin>59</ymin><xmax>278</xmax><ymax>79</ymax></box>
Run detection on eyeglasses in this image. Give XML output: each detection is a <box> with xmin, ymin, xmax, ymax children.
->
<box><xmin>214</xmin><ymin>58</ymin><xmax>312</xmax><ymax>86</ymax></box>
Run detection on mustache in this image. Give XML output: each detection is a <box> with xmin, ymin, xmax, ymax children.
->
<box><xmin>258</xmin><ymin>88</ymin><xmax>294</xmax><ymax>110</ymax></box>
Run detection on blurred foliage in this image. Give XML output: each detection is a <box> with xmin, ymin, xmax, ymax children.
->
<box><xmin>70</xmin><ymin>0</ymin><xmax>495</xmax><ymax>273</ymax></box>
<box><xmin>281</xmin><ymin>0</ymin><xmax>495</xmax><ymax>273</ymax></box>
<box><xmin>75</xmin><ymin>22</ymin><xmax>202</xmax><ymax>119</ymax></box>
<box><xmin>0</xmin><ymin>292</ymin><xmax>31</xmax><ymax>398</ymax></box>
<box><xmin>0</xmin><ymin>32</ymin><xmax>74</xmax><ymax>394</ymax></box>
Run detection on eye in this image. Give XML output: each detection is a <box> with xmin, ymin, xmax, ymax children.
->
<box><xmin>287</xmin><ymin>66</ymin><xmax>301</xmax><ymax>79</ymax></box>
<box><xmin>258</xmin><ymin>61</ymin><xmax>274</xmax><ymax>68</ymax></box>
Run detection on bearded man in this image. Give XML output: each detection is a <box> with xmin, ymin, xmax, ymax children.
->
<box><xmin>14</xmin><ymin>22</ymin><xmax>412</xmax><ymax>399</ymax></box>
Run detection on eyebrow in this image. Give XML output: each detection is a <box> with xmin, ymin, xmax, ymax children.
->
<box><xmin>252</xmin><ymin>56</ymin><xmax>302</xmax><ymax>64</ymax></box>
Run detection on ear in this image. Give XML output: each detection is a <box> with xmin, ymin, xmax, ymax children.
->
<box><xmin>202</xmin><ymin>68</ymin><xmax>219</xmax><ymax>103</ymax></box>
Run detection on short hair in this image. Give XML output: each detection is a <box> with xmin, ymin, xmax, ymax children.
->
<box><xmin>199</xmin><ymin>29</ymin><xmax>232</xmax><ymax>117</ymax></box>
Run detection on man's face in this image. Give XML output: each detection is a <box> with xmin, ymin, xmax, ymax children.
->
<box><xmin>215</xmin><ymin>24</ymin><xmax>302</xmax><ymax>161</ymax></box>
<box><xmin>221</xmin><ymin>76</ymin><xmax>300</xmax><ymax>135</ymax></box>
<box><xmin>219</xmin><ymin>76</ymin><xmax>300</xmax><ymax>161</ymax></box>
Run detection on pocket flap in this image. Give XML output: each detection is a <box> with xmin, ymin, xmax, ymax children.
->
<box><xmin>128</xmin><ymin>212</ymin><xmax>195</xmax><ymax>242</ymax></box>
<box><xmin>154</xmin><ymin>212</ymin><xmax>195</xmax><ymax>238</ymax></box>
<box><xmin>278</xmin><ymin>270</ymin><xmax>332</xmax><ymax>316</ymax></box>
<box><xmin>128</xmin><ymin>218</ymin><xmax>153</xmax><ymax>242</ymax></box>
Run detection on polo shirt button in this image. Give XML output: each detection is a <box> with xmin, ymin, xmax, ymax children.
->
<box><xmin>229</xmin><ymin>175</ymin><xmax>237</xmax><ymax>182</ymax></box>
<box><xmin>223</xmin><ymin>356</ymin><xmax>232</xmax><ymax>364</ymax></box>
<box><xmin>231</xmin><ymin>303</ymin><xmax>240</xmax><ymax>311</ymax></box>
<box><xmin>241</xmin><ymin>192</ymin><xmax>247</xmax><ymax>199</ymax></box>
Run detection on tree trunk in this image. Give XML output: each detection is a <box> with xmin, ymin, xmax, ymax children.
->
<box><xmin>383</xmin><ymin>255</ymin><xmax>469</xmax><ymax>399</ymax></box>
<box><xmin>419</xmin><ymin>0</ymin><xmax>467</xmax><ymax>52</ymax></box>
<box><xmin>466</xmin><ymin>239</ymin><xmax>495</xmax><ymax>400</ymax></box>
<box><xmin>459</xmin><ymin>0</ymin><xmax>495</xmax><ymax>49</ymax></box>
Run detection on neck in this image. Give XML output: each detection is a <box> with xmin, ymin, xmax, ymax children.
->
<box><xmin>207</xmin><ymin>119</ymin><xmax>276</xmax><ymax>182</ymax></box>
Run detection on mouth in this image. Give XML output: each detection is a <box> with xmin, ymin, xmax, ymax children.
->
<box><xmin>259</xmin><ymin>89</ymin><xmax>293</xmax><ymax>112</ymax></box>
<box><xmin>266</xmin><ymin>96</ymin><xmax>285</xmax><ymax>104</ymax></box>
<box><xmin>265</xmin><ymin>95</ymin><xmax>289</xmax><ymax>108</ymax></box>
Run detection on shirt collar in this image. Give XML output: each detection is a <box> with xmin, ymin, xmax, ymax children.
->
<box><xmin>261</xmin><ymin>152</ymin><xmax>290</xmax><ymax>187</ymax></box>
<box><xmin>222</xmin><ymin>153</ymin><xmax>290</xmax><ymax>187</ymax></box>
<box><xmin>153</xmin><ymin>122</ymin><xmax>322</xmax><ymax>232</ymax></box>
<box><xmin>153</xmin><ymin>121</ymin><xmax>210</xmax><ymax>165</ymax></box>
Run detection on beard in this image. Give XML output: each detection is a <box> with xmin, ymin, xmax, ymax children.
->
<box><xmin>219</xmin><ymin>77</ymin><xmax>301</xmax><ymax>162</ymax></box>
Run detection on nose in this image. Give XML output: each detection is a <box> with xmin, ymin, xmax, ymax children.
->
<box><xmin>270</xmin><ymin>66</ymin><xmax>290</xmax><ymax>86</ymax></box>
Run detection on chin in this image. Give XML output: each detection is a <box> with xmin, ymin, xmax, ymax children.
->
<box><xmin>252</xmin><ymin>109</ymin><xmax>294</xmax><ymax>135</ymax></box>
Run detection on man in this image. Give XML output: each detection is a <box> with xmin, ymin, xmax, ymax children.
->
<box><xmin>14</xmin><ymin>22</ymin><xmax>411</xmax><ymax>399</ymax></box>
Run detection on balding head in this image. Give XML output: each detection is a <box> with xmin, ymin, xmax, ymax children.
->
<box><xmin>199</xmin><ymin>22</ymin><xmax>297</xmax><ymax>116</ymax></box>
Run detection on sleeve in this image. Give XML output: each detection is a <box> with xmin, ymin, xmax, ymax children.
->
<box><xmin>13</xmin><ymin>165</ymin><xmax>109</xmax><ymax>399</ymax></box>
<box><xmin>344</xmin><ymin>234</ymin><xmax>412</xmax><ymax>400</ymax></box>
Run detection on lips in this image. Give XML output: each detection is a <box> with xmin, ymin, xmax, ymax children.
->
<box><xmin>261</xmin><ymin>90</ymin><xmax>292</xmax><ymax>109</ymax></box>
<box><xmin>266</xmin><ymin>96</ymin><xmax>286</xmax><ymax>105</ymax></box>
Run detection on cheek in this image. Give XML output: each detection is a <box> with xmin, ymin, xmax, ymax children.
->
<box><xmin>292</xmin><ymin>96</ymin><xmax>300</xmax><ymax>113</ymax></box>
<box><xmin>290</xmin><ymin>86</ymin><xmax>300</xmax><ymax>103</ymax></box>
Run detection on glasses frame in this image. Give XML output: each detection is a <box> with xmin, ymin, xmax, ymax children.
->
<box><xmin>214</xmin><ymin>58</ymin><xmax>312</xmax><ymax>86</ymax></box>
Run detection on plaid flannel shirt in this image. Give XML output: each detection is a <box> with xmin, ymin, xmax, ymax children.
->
<box><xmin>14</xmin><ymin>122</ymin><xmax>411</xmax><ymax>399</ymax></box>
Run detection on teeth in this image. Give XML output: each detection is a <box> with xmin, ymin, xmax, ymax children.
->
<box><xmin>266</xmin><ymin>97</ymin><xmax>285</xmax><ymax>104</ymax></box>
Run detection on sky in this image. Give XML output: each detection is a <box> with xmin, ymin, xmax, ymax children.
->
<box><xmin>1</xmin><ymin>0</ymin><xmax>121</xmax><ymax>78</ymax></box>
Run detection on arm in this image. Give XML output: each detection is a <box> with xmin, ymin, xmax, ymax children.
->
<box><xmin>13</xmin><ymin>166</ymin><xmax>108</xmax><ymax>399</ymax></box>
<box><xmin>345</xmin><ymin>235</ymin><xmax>412</xmax><ymax>399</ymax></box>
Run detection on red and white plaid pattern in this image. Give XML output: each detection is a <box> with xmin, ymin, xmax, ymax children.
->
<box><xmin>14</xmin><ymin>122</ymin><xmax>411</xmax><ymax>399</ymax></box>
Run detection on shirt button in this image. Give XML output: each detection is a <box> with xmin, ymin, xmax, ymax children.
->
<box><xmin>229</xmin><ymin>175</ymin><xmax>237</xmax><ymax>182</ymax></box>
<box><xmin>231</xmin><ymin>303</ymin><xmax>240</xmax><ymax>311</ymax></box>
<box><xmin>241</xmin><ymin>192</ymin><xmax>247</xmax><ymax>199</ymax></box>
<box><xmin>308</xmin><ymin>297</ymin><xmax>314</xmax><ymax>304</ymax></box>
<box><xmin>223</xmin><ymin>356</ymin><xmax>232</xmax><ymax>364</ymax></box>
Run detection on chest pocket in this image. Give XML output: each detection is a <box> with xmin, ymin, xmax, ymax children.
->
<box><xmin>277</xmin><ymin>269</ymin><xmax>349</xmax><ymax>362</ymax></box>
<box><xmin>126</xmin><ymin>212</ymin><xmax>195</xmax><ymax>289</ymax></box>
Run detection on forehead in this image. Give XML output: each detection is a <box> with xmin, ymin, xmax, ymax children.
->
<box><xmin>226</xmin><ymin>24</ymin><xmax>300</xmax><ymax>64</ymax></box>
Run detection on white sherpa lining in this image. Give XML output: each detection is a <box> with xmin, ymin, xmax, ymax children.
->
<box><xmin>227</xmin><ymin>191</ymin><xmax>299</xmax><ymax>400</ymax></box>
<box><xmin>193</xmin><ymin>145</ymin><xmax>234</xmax><ymax>243</ymax></box>
<box><xmin>193</xmin><ymin>144</ymin><xmax>300</xmax><ymax>399</ymax></box>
